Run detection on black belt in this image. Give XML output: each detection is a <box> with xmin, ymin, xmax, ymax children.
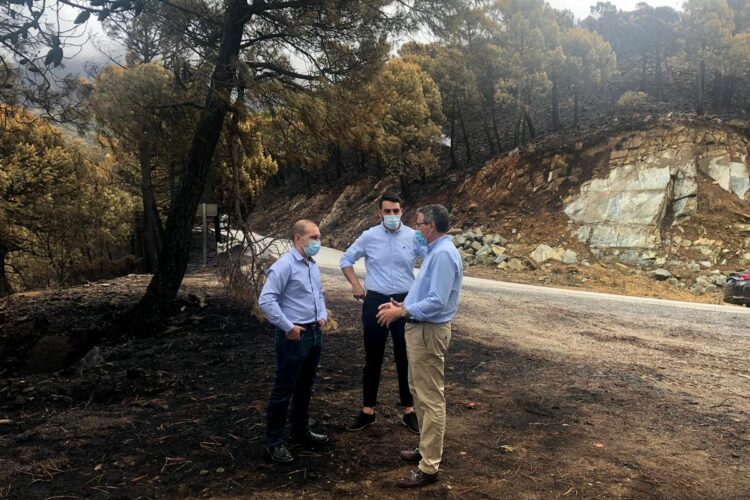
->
<box><xmin>405</xmin><ymin>318</ymin><xmax>423</xmax><ymax>324</ymax></box>
<box><xmin>298</xmin><ymin>322</ymin><xmax>321</xmax><ymax>329</ymax></box>
<box><xmin>366</xmin><ymin>290</ymin><xmax>408</xmax><ymax>302</ymax></box>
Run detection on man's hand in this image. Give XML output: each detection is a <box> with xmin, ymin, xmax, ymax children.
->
<box><xmin>286</xmin><ymin>325</ymin><xmax>305</xmax><ymax>340</ymax></box>
<box><xmin>376</xmin><ymin>303</ymin><xmax>403</xmax><ymax>327</ymax></box>
<box><xmin>318</xmin><ymin>319</ymin><xmax>327</xmax><ymax>329</ymax></box>
<box><xmin>351</xmin><ymin>282</ymin><xmax>366</xmax><ymax>301</ymax></box>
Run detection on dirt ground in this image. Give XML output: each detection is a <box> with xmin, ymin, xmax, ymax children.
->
<box><xmin>1</xmin><ymin>271</ymin><xmax>749</xmax><ymax>499</ymax></box>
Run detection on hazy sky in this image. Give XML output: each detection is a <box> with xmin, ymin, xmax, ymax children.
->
<box><xmin>547</xmin><ymin>0</ymin><xmax>684</xmax><ymax>20</ymax></box>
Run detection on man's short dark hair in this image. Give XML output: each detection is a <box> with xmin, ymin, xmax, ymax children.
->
<box><xmin>418</xmin><ymin>204</ymin><xmax>450</xmax><ymax>233</ymax></box>
<box><xmin>379</xmin><ymin>192</ymin><xmax>402</xmax><ymax>208</ymax></box>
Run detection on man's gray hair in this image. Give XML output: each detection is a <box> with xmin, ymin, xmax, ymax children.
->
<box><xmin>418</xmin><ymin>204</ymin><xmax>450</xmax><ymax>233</ymax></box>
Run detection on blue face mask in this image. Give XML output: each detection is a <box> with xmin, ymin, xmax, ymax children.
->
<box><xmin>415</xmin><ymin>231</ymin><xmax>428</xmax><ymax>247</ymax></box>
<box><xmin>383</xmin><ymin>215</ymin><xmax>401</xmax><ymax>230</ymax></box>
<box><xmin>304</xmin><ymin>239</ymin><xmax>321</xmax><ymax>257</ymax></box>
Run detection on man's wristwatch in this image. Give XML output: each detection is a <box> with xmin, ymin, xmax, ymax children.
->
<box><xmin>400</xmin><ymin>307</ymin><xmax>407</xmax><ymax>318</ymax></box>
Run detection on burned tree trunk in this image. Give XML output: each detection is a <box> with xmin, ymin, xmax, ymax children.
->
<box><xmin>129</xmin><ymin>0</ymin><xmax>250</xmax><ymax>334</ymax></box>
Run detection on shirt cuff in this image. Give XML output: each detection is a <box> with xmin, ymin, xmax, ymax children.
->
<box><xmin>339</xmin><ymin>258</ymin><xmax>354</xmax><ymax>269</ymax></box>
<box><xmin>406</xmin><ymin>302</ymin><xmax>425</xmax><ymax>322</ymax></box>
<box><xmin>279</xmin><ymin>318</ymin><xmax>295</xmax><ymax>333</ymax></box>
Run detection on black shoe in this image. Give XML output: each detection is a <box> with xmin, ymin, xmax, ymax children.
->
<box><xmin>290</xmin><ymin>429</ymin><xmax>330</xmax><ymax>446</ymax></box>
<box><xmin>346</xmin><ymin>411</ymin><xmax>376</xmax><ymax>431</ymax></box>
<box><xmin>265</xmin><ymin>444</ymin><xmax>294</xmax><ymax>463</ymax></box>
<box><xmin>397</xmin><ymin>469</ymin><xmax>439</xmax><ymax>488</ymax></box>
<box><xmin>399</xmin><ymin>447</ymin><xmax>421</xmax><ymax>463</ymax></box>
<box><xmin>401</xmin><ymin>412</ymin><xmax>419</xmax><ymax>434</ymax></box>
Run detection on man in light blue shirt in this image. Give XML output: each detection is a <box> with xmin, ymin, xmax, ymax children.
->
<box><xmin>340</xmin><ymin>193</ymin><xmax>426</xmax><ymax>434</ymax></box>
<box><xmin>376</xmin><ymin>204</ymin><xmax>463</xmax><ymax>489</ymax></box>
<box><xmin>258</xmin><ymin>219</ymin><xmax>329</xmax><ymax>464</ymax></box>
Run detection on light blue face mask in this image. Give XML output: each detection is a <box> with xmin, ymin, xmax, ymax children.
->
<box><xmin>383</xmin><ymin>215</ymin><xmax>401</xmax><ymax>230</ymax></box>
<box><xmin>415</xmin><ymin>231</ymin><xmax>428</xmax><ymax>247</ymax></box>
<box><xmin>304</xmin><ymin>239</ymin><xmax>321</xmax><ymax>257</ymax></box>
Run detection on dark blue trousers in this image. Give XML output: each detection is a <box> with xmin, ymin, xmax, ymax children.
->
<box><xmin>266</xmin><ymin>324</ymin><xmax>322</xmax><ymax>447</ymax></box>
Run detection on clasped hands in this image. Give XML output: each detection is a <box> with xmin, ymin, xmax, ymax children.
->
<box><xmin>375</xmin><ymin>298</ymin><xmax>404</xmax><ymax>327</ymax></box>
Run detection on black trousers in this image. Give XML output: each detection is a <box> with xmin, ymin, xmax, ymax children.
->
<box><xmin>362</xmin><ymin>290</ymin><xmax>413</xmax><ymax>408</ymax></box>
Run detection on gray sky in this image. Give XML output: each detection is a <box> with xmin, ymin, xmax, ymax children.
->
<box><xmin>547</xmin><ymin>0</ymin><xmax>684</xmax><ymax>20</ymax></box>
<box><xmin>62</xmin><ymin>1</ymin><xmax>689</xmax><ymax>73</ymax></box>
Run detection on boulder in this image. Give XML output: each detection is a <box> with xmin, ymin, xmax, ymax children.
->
<box><xmin>493</xmin><ymin>235</ymin><xmax>508</xmax><ymax>246</ymax></box>
<box><xmin>652</xmin><ymin>268</ymin><xmax>672</xmax><ymax>281</ymax></box>
<box><xmin>482</xmin><ymin>235</ymin><xmax>494</xmax><ymax>245</ymax></box>
<box><xmin>491</xmin><ymin>245</ymin><xmax>506</xmax><ymax>257</ymax></box>
<box><xmin>453</xmin><ymin>235</ymin><xmax>467</xmax><ymax>247</ymax></box>
<box><xmin>529</xmin><ymin>244</ymin><xmax>564</xmax><ymax>264</ymax></box>
<box><xmin>470</xmin><ymin>241</ymin><xmax>483</xmax><ymax>251</ymax></box>
<box><xmin>476</xmin><ymin>245</ymin><xmax>492</xmax><ymax>257</ymax></box>
<box><xmin>561</xmin><ymin>250</ymin><xmax>578</xmax><ymax>264</ymax></box>
<box><xmin>479</xmin><ymin>254</ymin><xmax>496</xmax><ymax>266</ymax></box>
<box><xmin>618</xmin><ymin>250</ymin><xmax>642</xmax><ymax>266</ymax></box>
<box><xmin>506</xmin><ymin>258</ymin><xmax>526</xmax><ymax>271</ymax></box>
<box><xmin>698</xmin><ymin>153</ymin><xmax>750</xmax><ymax>200</ymax></box>
<box><xmin>564</xmin><ymin>162</ymin><xmax>673</xmax><ymax>249</ymax></box>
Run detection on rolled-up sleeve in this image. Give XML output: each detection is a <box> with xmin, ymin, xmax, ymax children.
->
<box><xmin>319</xmin><ymin>287</ymin><xmax>328</xmax><ymax>321</ymax></box>
<box><xmin>258</xmin><ymin>262</ymin><xmax>295</xmax><ymax>333</ymax></box>
<box><xmin>339</xmin><ymin>234</ymin><xmax>366</xmax><ymax>269</ymax></box>
<box><xmin>407</xmin><ymin>253</ymin><xmax>456</xmax><ymax>322</ymax></box>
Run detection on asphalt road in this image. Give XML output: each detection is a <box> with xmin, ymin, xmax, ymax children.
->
<box><xmin>241</xmin><ymin>232</ymin><xmax>750</xmax><ymax>319</ymax></box>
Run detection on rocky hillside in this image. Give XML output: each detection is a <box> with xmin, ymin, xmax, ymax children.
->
<box><xmin>249</xmin><ymin>113</ymin><xmax>750</xmax><ymax>300</ymax></box>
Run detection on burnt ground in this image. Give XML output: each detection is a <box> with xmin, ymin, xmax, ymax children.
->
<box><xmin>1</xmin><ymin>271</ymin><xmax>749</xmax><ymax>499</ymax></box>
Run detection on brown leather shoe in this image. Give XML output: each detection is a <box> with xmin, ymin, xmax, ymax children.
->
<box><xmin>397</xmin><ymin>469</ymin><xmax>438</xmax><ymax>488</ymax></box>
<box><xmin>399</xmin><ymin>448</ymin><xmax>421</xmax><ymax>463</ymax></box>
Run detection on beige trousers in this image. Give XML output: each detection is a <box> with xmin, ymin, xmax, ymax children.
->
<box><xmin>405</xmin><ymin>321</ymin><xmax>452</xmax><ymax>474</ymax></box>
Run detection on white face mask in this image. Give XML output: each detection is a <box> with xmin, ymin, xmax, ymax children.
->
<box><xmin>383</xmin><ymin>215</ymin><xmax>401</xmax><ymax>230</ymax></box>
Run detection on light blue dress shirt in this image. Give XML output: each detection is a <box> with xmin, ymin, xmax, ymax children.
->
<box><xmin>339</xmin><ymin>223</ymin><xmax>427</xmax><ymax>296</ymax></box>
<box><xmin>259</xmin><ymin>247</ymin><xmax>328</xmax><ymax>333</ymax></box>
<box><xmin>404</xmin><ymin>235</ymin><xmax>463</xmax><ymax>323</ymax></box>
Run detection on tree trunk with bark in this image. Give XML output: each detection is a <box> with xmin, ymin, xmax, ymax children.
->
<box><xmin>490</xmin><ymin>99</ymin><xmax>501</xmax><ymax>152</ymax></box>
<box><xmin>523</xmin><ymin>92</ymin><xmax>536</xmax><ymax>140</ymax></box>
<box><xmin>139</xmin><ymin>136</ymin><xmax>164</xmax><ymax>273</ymax></box>
<box><xmin>655</xmin><ymin>46</ymin><xmax>663</xmax><ymax>101</ymax></box>
<box><xmin>712</xmin><ymin>70</ymin><xmax>722</xmax><ymax>110</ymax></box>
<box><xmin>0</xmin><ymin>244</ymin><xmax>13</xmax><ymax>297</ymax></box>
<box><xmin>128</xmin><ymin>0</ymin><xmax>250</xmax><ymax>335</ymax></box>
<box><xmin>480</xmin><ymin>104</ymin><xmax>496</xmax><ymax>155</ymax></box>
<box><xmin>456</xmin><ymin>98</ymin><xmax>472</xmax><ymax>163</ymax></box>
<box><xmin>449</xmin><ymin>92</ymin><xmax>458</xmax><ymax>169</ymax></box>
<box><xmin>551</xmin><ymin>78</ymin><xmax>560</xmax><ymax>131</ymax></box>
<box><xmin>399</xmin><ymin>173</ymin><xmax>411</xmax><ymax>200</ymax></box>
<box><xmin>697</xmin><ymin>59</ymin><xmax>705</xmax><ymax>115</ymax></box>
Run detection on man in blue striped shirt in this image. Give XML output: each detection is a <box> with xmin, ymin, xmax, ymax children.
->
<box><xmin>259</xmin><ymin>219</ymin><xmax>329</xmax><ymax>464</ymax></box>
<box><xmin>340</xmin><ymin>193</ymin><xmax>426</xmax><ymax>434</ymax></box>
<box><xmin>376</xmin><ymin>204</ymin><xmax>463</xmax><ymax>488</ymax></box>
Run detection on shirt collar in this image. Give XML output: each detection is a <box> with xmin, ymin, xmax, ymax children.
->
<box><xmin>291</xmin><ymin>246</ymin><xmax>315</xmax><ymax>264</ymax></box>
<box><xmin>428</xmin><ymin>234</ymin><xmax>451</xmax><ymax>250</ymax></box>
